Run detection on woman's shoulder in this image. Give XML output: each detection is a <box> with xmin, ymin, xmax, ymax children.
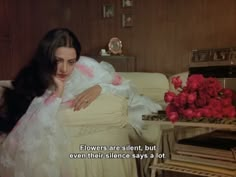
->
<box><xmin>74</xmin><ymin>56</ymin><xmax>100</xmax><ymax>78</ymax></box>
<box><xmin>74</xmin><ymin>56</ymin><xmax>115</xmax><ymax>83</ymax></box>
<box><xmin>77</xmin><ymin>56</ymin><xmax>99</xmax><ymax>65</ymax></box>
<box><xmin>77</xmin><ymin>56</ymin><xmax>116</xmax><ymax>74</ymax></box>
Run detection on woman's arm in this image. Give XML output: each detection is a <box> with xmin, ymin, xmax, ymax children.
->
<box><xmin>71</xmin><ymin>85</ymin><xmax>102</xmax><ymax>111</ymax></box>
<box><xmin>71</xmin><ymin>56</ymin><xmax>134</xmax><ymax>110</ymax></box>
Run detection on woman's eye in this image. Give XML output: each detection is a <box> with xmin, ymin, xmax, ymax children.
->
<box><xmin>69</xmin><ymin>61</ymin><xmax>76</xmax><ymax>65</ymax></box>
<box><xmin>56</xmin><ymin>59</ymin><xmax>62</xmax><ymax>63</ymax></box>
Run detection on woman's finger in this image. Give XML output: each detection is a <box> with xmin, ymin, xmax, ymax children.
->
<box><xmin>72</xmin><ymin>85</ymin><xmax>101</xmax><ymax>111</ymax></box>
<box><xmin>73</xmin><ymin>96</ymin><xmax>90</xmax><ymax>111</ymax></box>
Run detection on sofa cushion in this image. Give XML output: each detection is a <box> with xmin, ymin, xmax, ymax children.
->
<box><xmin>59</xmin><ymin>94</ymin><xmax>128</xmax><ymax>127</ymax></box>
<box><xmin>119</xmin><ymin>72</ymin><xmax>169</xmax><ymax>102</ymax></box>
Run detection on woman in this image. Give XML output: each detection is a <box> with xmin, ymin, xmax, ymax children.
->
<box><xmin>0</xmin><ymin>28</ymin><xmax>161</xmax><ymax>177</ymax></box>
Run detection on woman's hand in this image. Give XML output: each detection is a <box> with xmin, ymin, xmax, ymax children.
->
<box><xmin>72</xmin><ymin>85</ymin><xmax>102</xmax><ymax>111</ymax></box>
<box><xmin>53</xmin><ymin>77</ymin><xmax>65</xmax><ymax>97</ymax></box>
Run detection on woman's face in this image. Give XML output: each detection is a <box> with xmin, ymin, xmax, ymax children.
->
<box><xmin>55</xmin><ymin>47</ymin><xmax>77</xmax><ymax>82</ymax></box>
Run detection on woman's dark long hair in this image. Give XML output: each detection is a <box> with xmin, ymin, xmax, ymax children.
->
<box><xmin>0</xmin><ymin>28</ymin><xmax>81</xmax><ymax>133</ymax></box>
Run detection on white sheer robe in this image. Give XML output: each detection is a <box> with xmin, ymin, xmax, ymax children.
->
<box><xmin>0</xmin><ymin>56</ymin><xmax>162</xmax><ymax>177</ymax></box>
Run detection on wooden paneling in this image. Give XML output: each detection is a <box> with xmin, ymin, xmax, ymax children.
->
<box><xmin>94</xmin><ymin>55</ymin><xmax>136</xmax><ymax>72</ymax></box>
<box><xmin>74</xmin><ymin>0</ymin><xmax>236</xmax><ymax>75</ymax></box>
<box><xmin>1</xmin><ymin>0</ymin><xmax>236</xmax><ymax>79</ymax></box>
<box><xmin>0</xmin><ymin>42</ymin><xmax>13</xmax><ymax>79</ymax></box>
<box><xmin>0</xmin><ymin>0</ymin><xmax>11</xmax><ymax>79</ymax></box>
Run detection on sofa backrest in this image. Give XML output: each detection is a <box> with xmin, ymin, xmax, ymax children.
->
<box><xmin>0</xmin><ymin>72</ymin><xmax>190</xmax><ymax>101</ymax></box>
<box><xmin>119</xmin><ymin>72</ymin><xmax>169</xmax><ymax>102</ymax></box>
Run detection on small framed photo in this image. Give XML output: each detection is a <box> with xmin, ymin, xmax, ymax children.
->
<box><xmin>103</xmin><ymin>4</ymin><xmax>114</xmax><ymax>18</ymax></box>
<box><xmin>230</xmin><ymin>49</ymin><xmax>236</xmax><ymax>61</ymax></box>
<box><xmin>122</xmin><ymin>13</ymin><xmax>133</xmax><ymax>27</ymax></box>
<box><xmin>212</xmin><ymin>48</ymin><xmax>230</xmax><ymax>61</ymax></box>
<box><xmin>191</xmin><ymin>50</ymin><xmax>210</xmax><ymax>62</ymax></box>
<box><xmin>122</xmin><ymin>0</ymin><xmax>133</xmax><ymax>7</ymax></box>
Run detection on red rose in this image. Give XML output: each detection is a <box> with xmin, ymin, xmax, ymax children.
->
<box><xmin>199</xmin><ymin>108</ymin><xmax>212</xmax><ymax>117</ymax></box>
<box><xmin>222</xmin><ymin>106</ymin><xmax>235</xmax><ymax>117</ymax></box>
<box><xmin>172</xmin><ymin>76</ymin><xmax>182</xmax><ymax>89</ymax></box>
<box><xmin>174</xmin><ymin>92</ymin><xmax>187</xmax><ymax>107</ymax></box>
<box><xmin>182</xmin><ymin>109</ymin><xmax>194</xmax><ymax>119</ymax></box>
<box><xmin>166</xmin><ymin>104</ymin><xmax>177</xmax><ymax>114</ymax></box>
<box><xmin>208</xmin><ymin>98</ymin><xmax>222</xmax><ymax>112</ymax></box>
<box><xmin>164</xmin><ymin>91</ymin><xmax>176</xmax><ymax>103</ymax></box>
<box><xmin>207</xmin><ymin>88</ymin><xmax>218</xmax><ymax>97</ymax></box>
<box><xmin>188</xmin><ymin>103</ymin><xmax>196</xmax><ymax>109</ymax></box>
<box><xmin>221</xmin><ymin>98</ymin><xmax>232</xmax><ymax>107</ymax></box>
<box><xmin>187</xmin><ymin>92</ymin><xmax>197</xmax><ymax>104</ymax></box>
<box><xmin>211</xmin><ymin>109</ymin><xmax>223</xmax><ymax>118</ymax></box>
<box><xmin>165</xmin><ymin>74</ymin><xmax>236</xmax><ymax>121</ymax></box>
<box><xmin>194</xmin><ymin>109</ymin><xmax>202</xmax><ymax>118</ymax></box>
<box><xmin>195</xmin><ymin>97</ymin><xmax>207</xmax><ymax>107</ymax></box>
<box><xmin>205</xmin><ymin>77</ymin><xmax>222</xmax><ymax>97</ymax></box>
<box><xmin>222</xmin><ymin>88</ymin><xmax>233</xmax><ymax>98</ymax></box>
<box><xmin>167</xmin><ymin>112</ymin><xmax>179</xmax><ymax>122</ymax></box>
<box><xmin>186</xmin><ymin>74</ymin><xmax>204</xmax><ymax>91</ymax></box>
<box><xmin>198</xmin><ymin>90</ymin><xmax>210</xmax><ymax>100</ymax></box>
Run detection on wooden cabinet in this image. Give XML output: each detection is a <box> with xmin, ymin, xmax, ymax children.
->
<box><xmin>93</xmin><ymin>55</ymin><xmax>136</xmax><ymax>72</ymax></box>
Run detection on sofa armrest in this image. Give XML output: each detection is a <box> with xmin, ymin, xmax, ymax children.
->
<box><xmin>119</xmin><ymin>72</ymin><xmax>169</xmax><ymax>102</ymax></box>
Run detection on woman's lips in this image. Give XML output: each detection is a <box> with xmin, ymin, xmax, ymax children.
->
<box><xmin>57</xmin><ymin>74</ymin><xmax>67</xmax><ymax>79</ymax></box>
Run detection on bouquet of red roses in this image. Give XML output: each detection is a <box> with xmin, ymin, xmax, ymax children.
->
<box><xmin>164</xmin><ymin>74</ymin><xmax>236</xmax><ymax>122</ymax></box>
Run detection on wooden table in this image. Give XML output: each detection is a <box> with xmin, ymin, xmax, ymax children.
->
<box><xmin>143</xmin><ymin>114</ymin><xmax>236</xmax><ymax>177</ymax></box>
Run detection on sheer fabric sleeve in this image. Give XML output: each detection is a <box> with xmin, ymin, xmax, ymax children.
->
<box><xmin>67</xmin><ymin>56</ymin><xmax>136</xmax><ymax>98</ymax></box>
<box><xmin>99</xmin><ymin>80</ymin><xmax>135</xmax><ymax>98</ymax></box>
<box><xmin>0</xmin><ymin>91</ymin><xmax>75</xmax><ymax>177</ymax></box>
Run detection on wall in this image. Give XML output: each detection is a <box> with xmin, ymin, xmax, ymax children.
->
<box><xmin>1</xmin><ymin>0</ymin><xmax>236</xmax><ymax>79</ymax></box>
<box><xmin>80</xmin><ymin>0</ymin><xmax>236</xmax><ymax>75</ymax></box>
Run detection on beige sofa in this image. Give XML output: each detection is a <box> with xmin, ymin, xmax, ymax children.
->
<box><xmin>0</xmin><ymin>72</ymin><xmax>190</xmax><ymax>177</ymax></box>
<box><xmin>0</xmin><ymin>72</ymin><xmax>188</xmax><ymax>148</ymax></box>
<box><xmin>119</xmin><ymin>72</ymin><xmax>170</xmax><ymax>103</ymax></box>
<box><xmin>0</xmin><ymin>72</ymin><xmax>188</xmax><ymax>142</ymax></box>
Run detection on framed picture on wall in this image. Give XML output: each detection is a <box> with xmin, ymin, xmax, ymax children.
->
<box><xmin>103</xmin><ymin>4</ymin><xmax>114</xmax><ymax>18</ymax></box>
<box><xmin>122</xmin><ymin>0</ymin><xmax>133</xmax><ymax>7</ymax></box>
<box><xmin>191</xmin><ymin>50</ymin><xmax>210</xmax><ymax>62</ymax></box>
<box><xmin>122</xmin><ymin>13</ymin><xmax>133</xmax><ymax>27</ymax></box>
<box><xmin>230</xmin><ymin>48</ymin><xmax>236</xmax><ymax>61</ymax></box>
<box><xmin>212</xmin><ymin>48</ymin><xmax>230</xmax><ymax>61</ymax></box>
